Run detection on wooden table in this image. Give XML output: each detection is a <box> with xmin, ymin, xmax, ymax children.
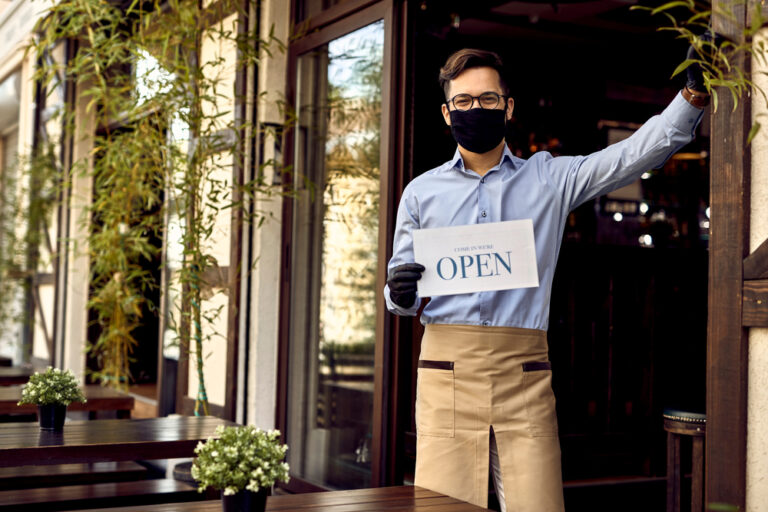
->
<box><xmin>0</xmin><ymin>367</ymin><xmax>36</xmax><ymax>386</ymax></box>
<box><xmin>0</xmin><ymin>385</ymin><xmax>135</xmax><ymax>418</ymax></box>
<box><xmin>0</xmin><ymin>416</ymin><xmax>235</xmax><ymax>467</ymax></box>
<box><xmin>80</xmin><ymin>486</ymin><xmax>491</xmax><ymax>511</ymax></box>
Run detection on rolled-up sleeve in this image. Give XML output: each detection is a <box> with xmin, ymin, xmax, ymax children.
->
<box><xmin>384</xmin><ymin>187</ymin><xmax>422</xmax><ymax>316</ymax></box>
<box><xmin>556</xmin><ymin>91</ymin><xmax>704</xmax><ymax>210</ymax></box>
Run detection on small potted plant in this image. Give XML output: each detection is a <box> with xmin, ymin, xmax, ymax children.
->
<box><xmin>192</xmin><ymin>425</ymin><xmax>290</xmax><ymax>512</ymax></box>
<box><xmin>17</xmin><ymin>367</ymin><xmax>86</xmax><ymax>431</ymax></box>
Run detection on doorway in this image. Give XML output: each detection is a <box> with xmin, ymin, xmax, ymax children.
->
<box><xmin>397</xmin><ymin>1</ymin><xmax>709</xmax><ymax>508</ymax></box>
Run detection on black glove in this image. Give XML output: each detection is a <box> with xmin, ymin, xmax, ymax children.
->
<box><xmin>387</xmin><ymin>263</ymin><xmax>425</xmax><ymax>309</ymax></box>
<box><xmin>686</xmin><ymin>31</ymin><xmax>717</xmax><ymax>93</ymax></box>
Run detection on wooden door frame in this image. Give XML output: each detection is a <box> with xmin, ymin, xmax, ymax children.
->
<box><xmin>276</xmin><ymin>0</ymin><xmax>398</xmax><ymax>491</ymax></box>
<box><xmin>706</xmin><ymin>0</ymin><xmax>768</xmax><ymax>507</ymax></box>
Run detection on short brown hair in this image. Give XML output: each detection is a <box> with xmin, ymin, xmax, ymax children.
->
<box><xmin>439</xmin><ymin>48</ymin><xmax>508</xmax><ymax>99</ymax></box>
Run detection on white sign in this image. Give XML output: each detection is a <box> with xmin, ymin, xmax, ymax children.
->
<box><xmin>413</xmin><ymin>220</ymin><xmax>539</xmax><ymax>297</ymax></box>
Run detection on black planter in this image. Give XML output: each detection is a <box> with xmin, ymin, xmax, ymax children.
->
<box><xmin>221</xmin><ymin>488</ymin><xmax>270</xmax><ymax>512</ymax></box>
<box><xmin>37</xmin><ymin>404</ymin><xmax>67</xmax><ymax>431</ymax></box>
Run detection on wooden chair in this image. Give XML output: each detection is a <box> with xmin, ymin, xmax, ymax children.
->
<box><xmin>664</xmin><ymin>408</ymin><xmax>706</xmax><ymax>512</ymax></box>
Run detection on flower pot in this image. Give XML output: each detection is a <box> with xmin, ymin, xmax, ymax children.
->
<box><xmin>37</xmin><ymin>404</ymin><xmax>67</xmax><ymax>431</ymax></box>
<box><xmin>221</xmin><ymin>488</ymin><xmax>270</xmax><ymax>512</ymax></box>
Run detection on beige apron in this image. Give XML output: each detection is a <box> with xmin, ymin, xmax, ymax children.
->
<box><xmin>414</xmin><ymin>324</ymin><xmax>565</xmax><ymax>512</ymax></box>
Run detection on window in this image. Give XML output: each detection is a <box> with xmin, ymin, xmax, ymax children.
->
<box><xmin>285</xmin><ymin>19</ymin><xmax>385</xmax><ymax>489</ymax></box>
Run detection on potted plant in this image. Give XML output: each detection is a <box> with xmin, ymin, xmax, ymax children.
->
<box><xmin>17</xmin><ymin>367</ymin><xmax>86</xmax><ymax>431</ymax></box>
<box><xmin>191</xmin><ymin>425</ymin><xmax>290</xmax><ymax>512</ymax></box>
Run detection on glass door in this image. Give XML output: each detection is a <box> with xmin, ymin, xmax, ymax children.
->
<box><xmin>285</xmin><ymin>15</ymin><xmax>387</xmax><ymax>490</ymax></box>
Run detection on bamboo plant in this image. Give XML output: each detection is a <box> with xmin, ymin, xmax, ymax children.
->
<box><xmin>23</xmin><ymin>0</ymin><xmax>288</xmax><ymax>414</ymax></box>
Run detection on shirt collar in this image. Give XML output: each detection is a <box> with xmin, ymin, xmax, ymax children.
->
<box><xmin>449</xmin><ymin>145</ymin><xmax>517</xmax><ymax>175</ymax></box>
<box><xmin>449</xmin><ymin>148</ymin><xmax>464</xmax><ymax>171</ymax></box>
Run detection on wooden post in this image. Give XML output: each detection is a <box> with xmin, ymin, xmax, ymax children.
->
<box><xmin>707</xmin><ymin>1</ymin><xmax>751</xmax><ymax>508</ymax></box>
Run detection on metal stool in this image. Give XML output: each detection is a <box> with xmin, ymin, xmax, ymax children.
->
<box><xmin>664</xmin><ymin>408</ymin><xmax>706</xmax><ymax>512</ymax></box>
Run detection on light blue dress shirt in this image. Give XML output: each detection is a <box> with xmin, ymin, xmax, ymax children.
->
<box><xmin>384</xmin><ymin>92</ymin><xmax>704</xmax><ymax>331</ymax></box>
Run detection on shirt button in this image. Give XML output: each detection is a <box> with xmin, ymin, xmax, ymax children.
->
<box><xmin>481</xmin><ymin>211</ymin><xmax>487</xmax><ymax>217</ymax></box>
<box><xmin>483</xmin><ymin>321</ymin><xmax>490</xmax><ymax>326</ymax></box>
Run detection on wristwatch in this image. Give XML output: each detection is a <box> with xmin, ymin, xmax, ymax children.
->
<box><xmin>682</xmin><ymin>86</ymin><xmax>711</xmax><ymax>109</ymax></box>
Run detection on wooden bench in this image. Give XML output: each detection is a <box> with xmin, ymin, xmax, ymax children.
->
<box><xmin>0</xmin><ymin>367</ymin><xmax>35</xmax><ymax>386</ymax></box>
<box><xmin>0</xmin><ymin>461</ymin><xmax>149</xmax><ymax>490</ymax></box>
<box><xmin>0</xmin><ymin>479</ymin><xmax>203</xmax><ymax>510</ymax></box>
<box><xmin>0</xmin><ymin>385</ymin><xmax>135</xmax><ymax>419</ymax></box>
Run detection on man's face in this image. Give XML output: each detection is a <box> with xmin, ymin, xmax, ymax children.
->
<box><xmin>441</xmin><ymin>66</ymin><xmax>515</xmax><ymax>126</ymax></box>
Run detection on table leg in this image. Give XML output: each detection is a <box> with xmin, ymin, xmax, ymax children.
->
<box><xmin>691</xmin><ymin>436</ymin><xmax>704</xmax><ymax>512</ymax></box>
<box><xmin>667</xmin><ymin>431</ymin><xmax>681</xmax><ymax>512</ymax></box>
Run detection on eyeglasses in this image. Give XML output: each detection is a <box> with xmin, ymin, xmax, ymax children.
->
<box><xmin>446</xmin><ymin>92</ymin><xmax>506</xmax><ymax>111</ymax></box>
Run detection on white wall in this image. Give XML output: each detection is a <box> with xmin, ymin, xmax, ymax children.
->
<box><xmin>59</xmin><ymin>75</ymin><xmax>93</xmax><ymax>381</ymax></box>
<box><xmin>243</xmin><ymin>0</ymin><xmax>291</xmax><ymax>429</ymax></box>
<box><xmin>0</xmin><ymin>1</ymin><xmax>52</xmax><ymax>68</ymax></box>
<box><xmin>0</xmin><ymin>0</ymin><xmax>53</xmax><ymax>366</ymax></box>
<box><xmin>0</xmin><ymin>5</ymin><xmax>31</xmax><ymax>365</ymax></box>
<box><xmin>747</xmin><ymin>28</ymin><xmax>768</xmax><ymax>511</ymax></box>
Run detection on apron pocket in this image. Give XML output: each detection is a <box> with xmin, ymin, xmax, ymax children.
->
<box><xmin>416</xmin><ymin>361</ymin><xmax>455</xmax><ymax>438</ymax></box>
<box><xmin>522</xmin><ymin>362</ymin><xmax>558</xmax><ymax>437</ymax></box>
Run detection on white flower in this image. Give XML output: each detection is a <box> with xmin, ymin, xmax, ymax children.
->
<box><xmin>17</xmin><ymin>367</ymin><xmax>85</xmax><ymax>406</ymax></box>
<box><xmin>191</xmin><ymin>425</ymin><xmax>289</xmax><ymax>494</ymax></box>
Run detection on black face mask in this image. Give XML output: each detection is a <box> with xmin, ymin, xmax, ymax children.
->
<box><xmin>448</xmin><ymin>107</ymin><xmax>507</xmax><ymax>154</ymax></box>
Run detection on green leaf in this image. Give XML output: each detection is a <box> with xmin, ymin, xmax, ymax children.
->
<box><xmin>719</xmin><ymin>51</ymin><xmax>732</xmax><ymax>73</ymax></box>
<box><xmin>660</xmin><ymin>11</ymin><xmax>678</xmax><ymax>26</ymax></box>
<box><xmin>748</xmin><ymin>121</ymin><xmax>761</xmax><ymax>145</ymax></box>
<box><xmin>671</xmin><ymin>58</ymin><xmax>697</xmax><ymax>78</ymax></box>
<box><xmin>651</xmin><ymin>1</ymin><xmax>693</xmax><ymax>16</ymax></box>
<box><xmin>729</xmin><ymin>84</ymin><xmax>740</xmax><ymax>111</ymax></box>
<box><xmin>689</xmin><ymin>10</ymin><xmax>712</xmax><ymax>24</ymax></box>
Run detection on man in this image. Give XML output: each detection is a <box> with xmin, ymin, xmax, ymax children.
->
<box><xmin>384</xmin><ymin>48</ymin><xmax>708</xmax><ymax>512</ymax></box>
